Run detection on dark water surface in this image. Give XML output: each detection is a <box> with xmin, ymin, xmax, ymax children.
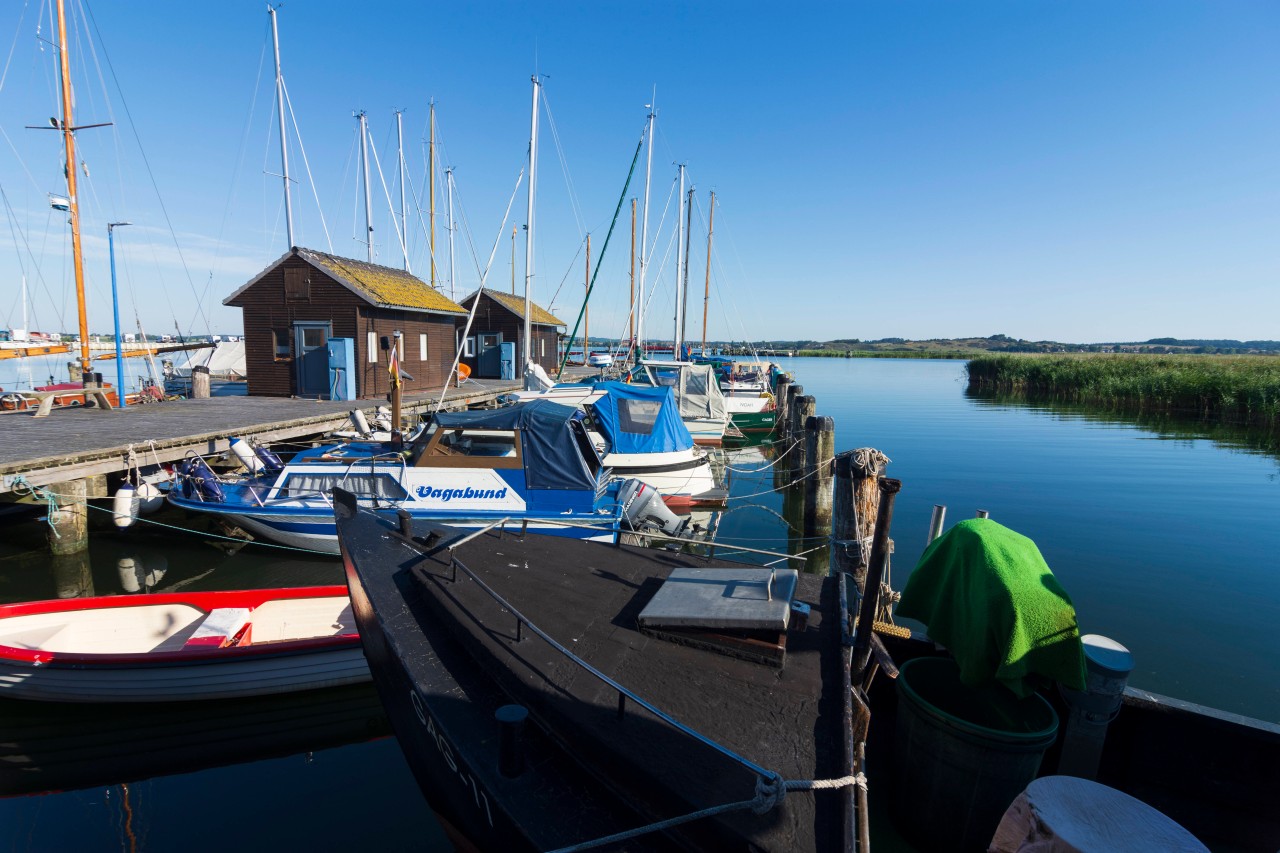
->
<box><xmin>1</xmin><ymin>356</ymin><xmax>1276</xmax><ymax>850</ymax></box>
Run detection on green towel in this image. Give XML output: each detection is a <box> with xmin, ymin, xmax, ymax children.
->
<box><xmin>897</xmin><ymin>518</ymin><xmax>1086</xmax><ymax>698</ymax></box>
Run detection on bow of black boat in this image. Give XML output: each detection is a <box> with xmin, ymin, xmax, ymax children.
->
<box><xmin>334</xmin><ymin>488</ymin><xmax>856</xmax><ymax>852</ymax></box>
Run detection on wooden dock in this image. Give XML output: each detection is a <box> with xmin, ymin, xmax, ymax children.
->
<box><xmin>0</xmin><ymin>381</ymin><xmax>525</xmax><ymax>494</ymax></box>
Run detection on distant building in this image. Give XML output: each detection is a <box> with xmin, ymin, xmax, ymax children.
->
<box><xmin>223</xmin><ymin>247</ymin><xmax>468</xmax><ymax>398</ymax></box>
<box><xmin>455</xmin><ymin>290</ymin><xmax>565</xmax><ymax>380</ymax></box>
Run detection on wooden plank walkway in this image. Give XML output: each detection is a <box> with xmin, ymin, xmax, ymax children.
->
<box><xmin>0</xmin><ymin>380</ymin><xmax>528</xmax><ymax>494</ymax></box>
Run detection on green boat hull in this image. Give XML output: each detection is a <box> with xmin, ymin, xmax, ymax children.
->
<box><xmin>730</xmin><ymin>410</ymin><xmax>777</xmax><ymax>435</ymax></box>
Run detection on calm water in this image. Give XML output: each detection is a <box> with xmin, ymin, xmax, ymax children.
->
<box><xmin>1</xmin><ymin>356</ymin><xmax>1276</xmax><ymax>850</ymax></box>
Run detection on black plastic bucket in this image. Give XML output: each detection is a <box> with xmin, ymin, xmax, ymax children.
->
<box><xmin>891</xmin><ymin>656</ymin><xmax>1059</xmax><ymax>852</ymax></box>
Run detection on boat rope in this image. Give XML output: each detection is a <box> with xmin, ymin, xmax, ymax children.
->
<box><xmin>547</xmin><ymin>772</ymin><xmax>867</xmax><ymax>853</ymax></box>
<box><xmin>9</xmin><ymin>476</ymin><xmax>62</xmax><ymax>539</ymax></box>
<box><xmin>727</xmin><ymin>452</ymin><xmax>837</xmax><ymax>501</ymax></box>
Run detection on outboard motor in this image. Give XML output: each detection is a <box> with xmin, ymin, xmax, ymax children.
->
<box><xmin>618</xmin><ymin>478</ymin><xmax>688</xmax><ymax>538</ymax></box>
<box><xmin>180</xmin><ymin>457</ymin><xmax>226</xmax><ymax>503</ymax></box>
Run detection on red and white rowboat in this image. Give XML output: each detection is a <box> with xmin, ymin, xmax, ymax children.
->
<box><xmin>0</xmin><ymin>586</ymin><xmax>369</xmax><ymax>702</ymax></box>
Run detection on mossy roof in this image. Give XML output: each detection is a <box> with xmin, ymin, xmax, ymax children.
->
<box><xmin>462</xmin><ymin>289</ymin><xmax>565</xmax><ymax>327</ymax></box>
<box><xmin>224</xmin><ymin>247</ymin><xmax>467</xmax><ymax>315</ymax></box>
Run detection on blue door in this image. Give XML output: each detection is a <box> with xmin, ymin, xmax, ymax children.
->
<box><xmin>478</xmin><ymin>333</ymin><xmax>502</xmax><ymax>378</ymax></box>
<box><xmin>294</xmin><ymin>322</ymin><xmax>330</xmax><ymax>398</ymax></box>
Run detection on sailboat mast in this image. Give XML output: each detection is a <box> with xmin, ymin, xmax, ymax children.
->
<box><xmin>681</xmin><ymin>182</ymin><xmax>693</xmax><ymax>355</ymax></box>
<box><xmin>446</xmin><ymin>168</ymin><xmax>456</xmax><ymax>301</ymax></box>
<box><xmin>702</xmin><ymin>190</ymin><xmax>715</xmax><ymax>351</ymax></box>
<box><xmin>584</xmin><ymin>234</ymin><xmax>590</xmax><ymax>361</ymax></box>
<box><xmin>629</xmin><ymin>199</ymin><xmax>636</xmax><ymax>347</ymax></box>
<box><xmin>522</xmin><ymin>75</ymin><xmax>541</xmax><ymax>375</ymax></box>
<box><xmin>511</xmin><ymin>226</ymin><xmax>517</xmax><ymax>294</ymax></box>
<box><xmin>396</xmin><ymin>110</ymin><xmax>410</xmax><ymax>272</ymax></box>
<box><xmin>428</xmin><ymin>102</ymin><xmax>436</xmax><ymax>288</ymax></box>
<box><xmin>636</xmin><ymin>104</ymin><xmax>655</xmax><ymax>357</ymax></box>
<box><xmin>268</xmin><ymin>5</ymin><xmax>293</xmax><ymax>249</ymax></box>
<box><xmin>673</xmin><ymin>164</ymin><xmax>686</xmax><ymax>355</ymax></box>
<box><xmin>55</xmin><ymin>0</ymin><xmax>90</xmax><ymax>379</ymax></box>
<box><xmin>357</xmin><ymin>111</ymin><xmax>374</xmax><ymax>262</ymax></box>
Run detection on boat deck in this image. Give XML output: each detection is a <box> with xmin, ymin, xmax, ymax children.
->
<box><xmin>0</xmin><ymin>379</ymin><xmax>539</xmax><ymax>495</ymax></box>
<box><xmin>349</xmin><ymin>512</ymin><xmax>850</xmax><ymax>852</ymax></box>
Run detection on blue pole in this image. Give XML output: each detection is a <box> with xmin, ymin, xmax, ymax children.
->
<box><xmin>108</xmin><ymin>222</ymin><xmax>128</xmax><ymax>407</ymax></box>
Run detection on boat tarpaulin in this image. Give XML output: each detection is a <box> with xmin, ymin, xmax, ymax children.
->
<box><xmin>639</xmin><ymin>362</ymin><xmax>728</xmax><ymax>422</ymax></box>
<box><xmin>588</xmin><ymin>382</ymin><xmax>693</xmax><ymax>455</ymax></box>
<box><xmin>897</xmin><ymin>518</ymin><xmax>1087</xmax><ymax>697</ymax></box>
<box><xmin>433</xmin><ymin>400</ymin><xmax>598</xmax><ymax>491</ymax></box>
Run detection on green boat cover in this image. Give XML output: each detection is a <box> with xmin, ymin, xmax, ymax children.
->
<box><xmin>897</xmin><ymin>518</ymin><xmax>1087</xmax><ymax>697</ymax></box>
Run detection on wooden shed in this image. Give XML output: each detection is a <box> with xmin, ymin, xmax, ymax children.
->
<box><xmin>456</xmin><ymin>290</ymin><xmax>565</xmax><ymax>380</ymax></box>
<box><xmin>223</xmin><ymin>247</ymin><xmax>468</xmax><ymax>399</ymax></box>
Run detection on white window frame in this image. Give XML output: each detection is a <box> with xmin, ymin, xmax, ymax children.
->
<box><xmin>367</xmin><ymin>331</ymin><xmax>377</xmax><ymax>363</ymax></box>
<box><xmin>419</xmin><ymin>333</ymin><xmax>428</xmax><ymax>361</ymax></box>
<box><xmin>464</xmin><ymin>336</ymin><xmax>476</xmax><ymax>358</ymax></box>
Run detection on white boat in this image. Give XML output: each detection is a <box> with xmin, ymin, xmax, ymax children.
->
<box><xmin>0</xmin><ymin>586</ymin><xmax>369</xmax><ymax>703</ymax></box>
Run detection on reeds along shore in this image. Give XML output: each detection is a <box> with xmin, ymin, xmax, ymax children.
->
<box><xmin>966</xmin><ymin>353</ymin><xmax>1280</xmax><ymax>424</ymax></box>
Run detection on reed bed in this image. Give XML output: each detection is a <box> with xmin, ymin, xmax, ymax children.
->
<box><xmin>966</xmin><ymin>354</ymin><xmax>1280</xmax><ymax>423</ymax></box>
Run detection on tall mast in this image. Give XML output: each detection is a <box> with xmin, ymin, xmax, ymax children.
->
<box><xmin>636</xmin><ymin>103</ymin><xmax>655</xmax><ymax>358</ymax></box>
<box><xmin>446</xmin><ymin>168</ymin><xmax>456</xmax><ymax>301</ymax></box>
<box><xmin>522</xmin><ymin>75</ymin><xmax>541</xmax><ymax>375</ymax></box>
<box><xmin>396</xmin><ymin>110</ymin><xmax>410</xmax><ymax>271</ymax></box>
<box><xmin>55</xmin><ymin>0</ymin><xmax>90</xmax><ymax>380</ymax></box>
<box><xmin>428</xmin><ymin>101</ymin><xmax>436</xmax><ymax>288</ymax></box>
<box><xmin>673</xmin><ymin>163</ymin><xmax>687</xmax><ymax>355</ymax></box>
<box><xmin>357</xmin><ymin>111</ymin><xmax>373</xmax><ymax>262</ymax></box>
<box><xmin>268</xmin><ymin>5</ymin><xmax>293</xmax><ymax>249</ymax></box>
<box><xmin>702</xmin><ymin>190</ymin><xmax>715</xmax><ymax>351</ymax></box>
<box><xmin>629</xmin><ymin>198</ymin><xmax>636</xmax><ymax>347</ymax></box>
<box><xmin>510</xmin><ymin>226</ymin><xmax>517</xmax><ymax>294</ymax></box>
<box><xmin>681</xmin><ymin>182</ymin><xmax>694</xmax><ymax>355</ymax></box>
<box><xmin>584</xmin><ymin>234</ymin><xmax>590</xmax><ymax>361</ymax></box>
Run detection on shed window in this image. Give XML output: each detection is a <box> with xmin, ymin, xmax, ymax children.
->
<box><xmin>284</xmin><ymin>267</ymin><xmax>309</xmax><ymax>301</ymax></box>
<box><xmin>540</xmin><ymin>338</ymin><xmax>545</xmax><ymax>358</ymax></box>
<box><xmin>273</xmin><ymin>329</ymin><xmax>290</xmax><ymax>359</ymax></box>
<box><xmin>419</xmin><ymin>333</ymin><xmax>427</xmax><ymax>361</ymax></box>
<box><xmin>464</xmin><ymin>337</ymin><xmax>476</xmax><ymax>357</ymax></box>
<box><xmin>367</xmin><ymin>332</ymin><xmax>377</xmax><ymax>363</ymax></box>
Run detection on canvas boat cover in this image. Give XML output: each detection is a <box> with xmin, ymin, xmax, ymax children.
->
<box><xmin>635</xmin><ymin>362</ymin><xmax>727</xmax><ymax>423</ymax></box>
<box><xmin>587</xmin><ymin>382</ymin><xmax>693</xmax><ymax>455</ymax></box>
<box><xmin>433</xmin><ymin>399</ymin><xmax>597</xmax><ymax>491</ymax></box>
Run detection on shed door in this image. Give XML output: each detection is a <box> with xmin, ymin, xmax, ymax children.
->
<box><xmin>294</xmin><ymin>322</ymin><xmax>330</xmax><ymax>398</ymax></box>
<box><xmin>478</xmin><ymin>333</ymin><xmax>502</xmax><ymax>378</ymax></box>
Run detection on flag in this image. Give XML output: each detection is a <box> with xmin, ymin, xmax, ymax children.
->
<box><xmin>388</xmin><ymin>337</ymin><xmax>400</xmax><ymax>388</ymax></box>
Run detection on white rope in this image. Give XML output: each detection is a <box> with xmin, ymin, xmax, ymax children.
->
<box><xmin>727</xmin><ymin>452</ymin><xmax>837</xmax><ymax>501</ymax></box>
<box><xmin>548</xmin><ymin>772</ymin><xmax>866</xmax><ymax>853</ymax></box>
<box><xmin>722</xmin><ymin>437</ymin><xmax>801</xmax><ymax>473</ymax></box>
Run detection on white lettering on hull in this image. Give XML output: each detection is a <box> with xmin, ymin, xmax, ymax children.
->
<box><xmin>410</xmin><ymin>689</ymin><xmax>496</xmax><ymax>827</ymax></box>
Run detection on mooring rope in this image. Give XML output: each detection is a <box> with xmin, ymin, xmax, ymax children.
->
<box><xmin>548</xmin><ymin>772</ymin><xmax>867</xmax><ymax>853</ymax></box>
<box><xmin>721</xmin><ymin>437</ymin><xmax>802</xmax><ymax>474</ymax></box>
<box><xmin>727</xmin><ymin>452</ymin><xmax>837</xmax><ymax>501</ymax></box>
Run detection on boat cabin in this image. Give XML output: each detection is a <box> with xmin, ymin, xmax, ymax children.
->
<box><xmin>223</xmin><ymin>247</ymin><xmax>468</xmax><ymax>399</ymax></box>
<box><xmin>456</xmin><ymin>290</ymin><xmax>565</xmax><ymax>380</ymax></box>
<box><xmin>626</xmin><ymin>360</ymin><xmax>729</xmax><ymax>425</ymax></box>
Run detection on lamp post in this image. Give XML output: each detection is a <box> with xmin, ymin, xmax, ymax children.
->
<box><xmin>107</xmin><ymin>221</ymin><xmax>131</xmax><ymax>406</ymax></box>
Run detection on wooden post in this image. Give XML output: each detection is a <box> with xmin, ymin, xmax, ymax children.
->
<box><xmin>835</xmin><ymin>448</ymin><xmax>891</xmax><ymax>590</ymax></box>
<box><xmin>51</xmin><ymin>551</ymin><xmax>93</xmax><ymax>598</ymax></box>
<box><xmin>391</xmin><ymin>331</ymin><xmax>403</xmax><ymax>434</ymax></box>
<box><xmin>852</xmin><ymin>477</ymin><xmax>902</xmax><ymax>678</ymax></box>
<box><xmin>785</xmin><ymin>384</ymin><xmax>803</xmax><ymax>443</ymax></box>
<box><xmin>47</xmin><ymin>478</ymin><xmax>89</xmax><ymax>556</ymax></box>
<box><xmin>774</xmin><ymin>375</ymin><xmax>791</xmax><ymax>435</ymax></box>
<box><xmin>830</xmin><ymin>451</ymin><xmax>858</xmax><ymax>578</ymax></box>
<box><xmin>191</xmin><ymin>365</ymin><xmax>211</xmax><ymax>399</ymax></box>
<box><xmin>804</xmin><ymin>415</ymin><xmax>835</xmax><ymax>539</ymax></box>
<box><xmin>791</xmin><ymin>394</ymin><xmax>815</xmax><ymax>478</ymax></box>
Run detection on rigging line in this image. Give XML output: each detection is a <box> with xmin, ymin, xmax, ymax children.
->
<box><xmin>82</xmin><ymin>2</ymin><xmax>211</xmax><ymax>338</ymax></box>
<box><xmin>539</xmin><ymin>86</ymin><xmax>585</xmax><ymax>240</ymax></box>
<box><xmin>555</xmin><ymin>126</ymin><xmax>646</xmax><ymax>377</ymax></box>
<box><xmin>281</xmin><ymin>80</ymin><xmax>333</xmax><ymax>253</ymax></box>
<box><xmin>0</xmin><ymin>0</ymin><xmax>28</xmax><ymax>95</ymax></box>
<box><xmin>448</xmin><ymin>169</ymin><xmax>499</xmax><ymax>283</ymax></box>
<box><xmin>364</xmin><ymin>120</ymin><xmax>411</xmax><ymax>267</ymax></box>
<box><xmin>0</xmin><ymin>183</ymin><xmax>61</xmax><ymax>327</ymax></box>
<box><xmin>545</xmin><ymin>235</ymin><xmax>586</xmax><ymax>313</ymax></box>
<box><xmin>434</xmin><ymin>164</ymin><xmax>526</xmax><ymax>411</ymax></box>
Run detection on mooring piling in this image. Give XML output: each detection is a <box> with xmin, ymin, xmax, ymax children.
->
<box><xmin>927</xmin><ymin>504</ymin><xmax>947</xmax><ymax>543</ymax></box>
<box><xmin>803</xmin><ymin>415</ymin><xmax>834</xmax><ymax>538</ymax></box>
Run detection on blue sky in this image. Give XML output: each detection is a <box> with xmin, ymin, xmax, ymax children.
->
<box><xmin>0</xmin><ymin>1</ymin><xmax>1276</xmax><ymax>344</ymax></box>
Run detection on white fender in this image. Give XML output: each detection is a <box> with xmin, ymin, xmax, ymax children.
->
<box><xmin>112</xmin><ymin>483</ymin><xmax>140</xmax><ymax>528</ymax></box>
<box><xmin>117</xmin><ymin>556</ymin><xmax>142</xmax><ymax>592</ymax></box>
<box><xmin>136</xmin><ymin>481</ymin><xmax>165</xmax><ymax>515</ymax></box>
<box><xmin>229</xmin><ymin>437</ymin><xmax>265</xmax><ymax>474</ymax></box>
<box><xmin>349</xmin><ymin>409</ymin><xmax>372</xmax><ymax>436</ymax></box>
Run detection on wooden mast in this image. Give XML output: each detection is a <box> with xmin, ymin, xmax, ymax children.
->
<box><xmin>584</xmin><ymin>234</ymin><xmax>590</xmax><ymax>362</ymax></box>
<box><xmin>702</xmin><ymin>190</ymin><xmax>715</xmax><ymax>352</ymax></box>
<box><xmin>56</xmin><ymin>0</ymin><xmax>91</xmax><ymax>382</ymax></box>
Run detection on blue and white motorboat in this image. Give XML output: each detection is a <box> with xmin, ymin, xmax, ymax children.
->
<box><xmin>168</xmin><ymin>400</ymin><xmax>685</xmax><ymax>555</ymax></box>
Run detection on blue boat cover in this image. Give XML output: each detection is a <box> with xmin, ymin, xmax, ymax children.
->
<box><xmin>433</xmin><ymin>400</ymin><xmax>598</xmax><ymax>491</ymax></box>
<box><xmin>587</xmin><ymin>382</ymin><xmax>693</xmax><ymax>455</ymax></box>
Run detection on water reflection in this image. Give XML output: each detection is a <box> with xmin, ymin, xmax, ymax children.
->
<box><xmin>966</xmin><ymin>387</ymin><xmax>1280</xmax><ymax>462</ymax></box>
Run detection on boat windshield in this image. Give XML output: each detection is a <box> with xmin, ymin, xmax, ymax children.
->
<box><xmin>275</xmin><ymin>472</ymin><xmax>408</xmax><ymax>501</ymax></box>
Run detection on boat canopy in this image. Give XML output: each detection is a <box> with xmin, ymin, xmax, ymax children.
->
<box><xmin>632</xmin><ymin>362</ymin><xmax>727</xmax><ymax>423</ymax></box>
<box><xmin>587</xmin><ymin>382</ymin><xmax>693</xmax><ymax>455</ymax></box>
<box><xmin>432</xmin><ymin>399</ymin><xmax>598</xmax><ymax>491</ymax></box>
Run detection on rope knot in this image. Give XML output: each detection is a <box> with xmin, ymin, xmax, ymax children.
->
<box><xmin>752</xmin><ymin>771</ymin><xmax>786</xmax><ymax>814</ymax></box>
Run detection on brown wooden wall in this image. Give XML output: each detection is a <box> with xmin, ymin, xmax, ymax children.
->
<box><xmin>228</xmin><ymin>255</ymin><xmax>461</xmax><ymax>398</ymax></box>
<box><xmin>456</xmin><ymin>294</ymin><xmax>561</xmax><ymax>378</ymax></box>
